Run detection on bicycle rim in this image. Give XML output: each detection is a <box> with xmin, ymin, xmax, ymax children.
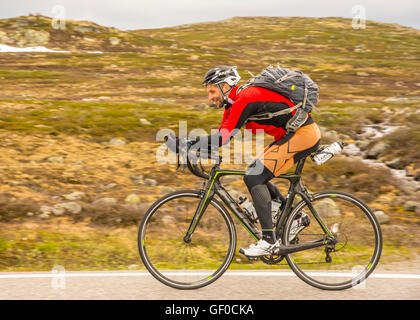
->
<box><xmin>138</xmin><ymin>190</ymin><xmax>236</xmax><ymax>289</ymax></box>
<box><xmin>283</xmin><ymin>191</ymin><xmax>382</xmax><ymax>290</ymax></box>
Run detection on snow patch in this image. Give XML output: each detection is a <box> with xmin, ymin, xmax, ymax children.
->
<box><xmin>0</xmin><ymin>44</ymin><xmax>103</xmax><ymax>54</ymax></box>
<box><xmin>0</xmin><ymin>44</ymin><xmax>70</xmax><ymax>53</ymax></box>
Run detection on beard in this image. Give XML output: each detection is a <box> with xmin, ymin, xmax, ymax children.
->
<box><xmin>212</xmin><ymin>96</ymin><xmax>224</xmax><ymax>108</ymax></box>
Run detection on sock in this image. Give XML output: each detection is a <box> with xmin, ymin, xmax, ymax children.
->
<box><xmin>262</xmin><ymin>229</ymin><xmax>276</xmax><ymax>244</ymax></box>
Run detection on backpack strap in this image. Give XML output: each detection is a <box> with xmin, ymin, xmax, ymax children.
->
<box><xmin>275</xmin><ymin>72</ymin><xmax>300</xmax><ymax>83</ymax></box>
<box><xmin>246</xmin><ymin>102</ymin><xmax>302</xmax><ymax>121</ymax></box>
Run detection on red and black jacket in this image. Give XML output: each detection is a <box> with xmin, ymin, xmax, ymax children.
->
<box><xmin>200</xmin><ymin>85</ymin><xmax>314</xmax><ymax>148</ymax></box>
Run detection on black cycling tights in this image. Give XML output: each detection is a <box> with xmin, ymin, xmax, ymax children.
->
<box><xmin>243</xmin><ymin>159</ymin><xmax>285</xmax><ymax>244</ymax></box>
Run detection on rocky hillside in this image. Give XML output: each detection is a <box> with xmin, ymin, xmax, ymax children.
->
<box><xmin>0</xmin><ymin>14</ymin><xmax>165</xmax><ymax>52</ymax></box>
<box><xmin>0</xmin><ymin>15</ymin><xmax>419</xmax><ymax>270</ymax></box>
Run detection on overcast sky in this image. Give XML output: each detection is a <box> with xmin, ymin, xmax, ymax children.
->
<box><xmin>0</xmin><ymin>0</ymin><xmax>419</xmax><ymax>30</ymax></box>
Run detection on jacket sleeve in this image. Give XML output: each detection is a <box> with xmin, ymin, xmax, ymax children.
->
<box><xmin>196</xmin><ymin>90</ymin><xmax>259</xmax><ymax>152</ymax></box>
<box><xmin>217</xmin><ymin>94</ymin><xmax>256</xmax><ymax>145</ymax></box>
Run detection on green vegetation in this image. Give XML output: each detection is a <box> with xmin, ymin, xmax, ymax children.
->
<box><xmin>0</xmin><ymin>15</ymin><xmax>419</xmax><ymax>271</ymax></box>
<box><xmin>0</xmin><ymin>223</ymin><xmax>139</xmax><ymax>271</ymax></box>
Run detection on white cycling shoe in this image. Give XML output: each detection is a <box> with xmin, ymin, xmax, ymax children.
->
<box><xmin>288</xmin><ymin>211</ymin><xmax>310</xmax><ymax>242</ymax></box>
<box><xmin>239</xmin><ymin>239</ymin><xmax>280</xmax><ymax>257</ymax></box>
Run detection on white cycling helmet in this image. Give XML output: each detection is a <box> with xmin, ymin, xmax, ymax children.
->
<box><xmin>203</xmin><ymin>65</ymin><xmax>241</xmax><ymax>107</ymax></box>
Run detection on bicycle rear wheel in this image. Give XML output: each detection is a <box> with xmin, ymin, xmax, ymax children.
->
<box><xmin>138</xmin><ymin>190</ymin><xmax>236</xmax><ymax>289</ymax></box>
<box><xmin>283</xmin><ymin>191</ymin><xmax>382</xmax><ymax>290</ymax></box>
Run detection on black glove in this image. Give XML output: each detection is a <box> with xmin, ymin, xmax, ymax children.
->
<box><xmin>164</xmin><ymin>133</ymin><xmax>198</xmax><ymax>154</ymax></box>
<box><xmin>164</xmin><ymin>133</ymin><xmax>181</xmax><ymax>153</ymax></box>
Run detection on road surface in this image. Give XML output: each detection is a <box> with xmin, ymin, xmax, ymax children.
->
<box><xmin>0</xmin><ymin>270</ymin><xmax>419</xmax><ymax>300</ymax></box>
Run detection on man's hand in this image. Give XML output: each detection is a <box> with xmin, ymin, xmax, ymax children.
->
<box><xmin>164</xmin><ymin>133</ymin><xmax>198</xmax><ymax>154</ymax></box>
<box><xmin>164</xmin><ymin>133</ymin><xmax>181</xmax><ymax>153</ymax></box>
<box><xmin>165</xmin><ymin>133</ymin><xmax>201</xmax><ymax>170</ymax></box>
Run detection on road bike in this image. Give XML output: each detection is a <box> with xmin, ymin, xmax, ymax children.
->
<box><xmin>138</xmin><ymin>142</ymin><xmax>382</xmax><ymax>290</ymax></box>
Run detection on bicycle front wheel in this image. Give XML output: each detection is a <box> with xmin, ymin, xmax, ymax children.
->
<box><xmin>283</xmin><ymin>191</ymin><xmax>382</xmax><ymax>290</ymax></box>
<box><xmin>138</xmin><ymin>190</ymin><xmax>236</xmax><ymax>289</ymax></box>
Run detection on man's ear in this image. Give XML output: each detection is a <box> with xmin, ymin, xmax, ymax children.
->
<box><xmin>222</xmin><ymin>83</ymin><xmax>232</xmax><ymax>92</ymax></box>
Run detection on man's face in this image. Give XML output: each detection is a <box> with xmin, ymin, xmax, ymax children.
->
<box><xmin>206</xmin><ymin>84</ymin><xmax>223</xmax><ymax>108</ymax></box>
<box><xmin>206</xmin><ymin>83</ymin><xmax>230</xmax><ymax>108</ymax></box>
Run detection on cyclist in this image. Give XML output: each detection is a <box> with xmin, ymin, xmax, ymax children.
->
<box><xmin>168</xmin><ymin>65</ymin><xmax>321</xmax><ymax>257</ymax></box>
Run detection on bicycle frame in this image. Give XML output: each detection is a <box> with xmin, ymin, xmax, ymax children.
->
<box><xmin>183</xmin><ymin>157</ymin><xmax>336</xmax><ymax>251</ymax></box>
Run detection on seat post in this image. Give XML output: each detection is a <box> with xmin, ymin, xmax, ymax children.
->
<box><xmin>294</xmin><ymin>158</ymin><xmax>306</xmax><ymax>175</ymax></box>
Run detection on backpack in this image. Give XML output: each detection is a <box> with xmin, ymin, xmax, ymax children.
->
<box><xmin>237</xmin><ymin>65</ymin><xmax>319</xmax><ymax>127</ymax></box>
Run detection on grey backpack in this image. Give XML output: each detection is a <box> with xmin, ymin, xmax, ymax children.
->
<box><xmin>237</xmin><ymin>65</ymin><xmax>319</xmax><ymax>131</ymax></box>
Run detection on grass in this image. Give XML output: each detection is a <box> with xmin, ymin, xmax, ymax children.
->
<box><xmin>0</xmin><ymin>14</ymin><xmax>419</xmax><ymax>272</ymax></box>
<box><xmin>0</xmin><ymin>97</ymin><xmax>225</xmax><ymax>143</ymax></box>
<box><xmin>0</xmin><ymin>221</ymin><xmax>140</xmax><ymax>271</ymax></box>
<box><xmin>0</xmin><ymin>219</ymin><xmax>417</xmax><ymax>271</ymax></box>
<box><xmin>0</xmin><ymin>70</ymin><xmax>63</xmax><ymax>79</ymax></box>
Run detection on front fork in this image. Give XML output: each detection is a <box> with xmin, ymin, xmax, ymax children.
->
<box><xmin>183</xmin><ymin>176</ymin><xmax>216</xmax><ymax>243</ymax></box>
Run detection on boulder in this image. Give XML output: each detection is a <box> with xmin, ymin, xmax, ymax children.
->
<box><xmin>47</xmin><ymin>156</ymin><xmax>64</xmax><ymax>163</ymax></box>
<box><xmin>162</xmin><ymin>215</ymin><xmax>176</xmax><ymax>225</ymax></box>
<box><xmin>355</xmin><ymin>139</ymin><xmax>370</xmax><ymax>151</ymax></box>
<box><xmin>0</xmin><ymin>31</ymin><xmax>10</xmax><ymax>43</ymax></box>
<box><xmin>139</xmin><ymin>118</ymin><xmax>152</xmax><ymax>125</ymax></box>
<box><xmin>102</xmin><ymin>183</ymin><xmax>117</xmax><ymax>190</ymax></box>
<box><xmin>144</xmin><ymin>178</ymin><xmax>157</xmax><ymax>186</ymax></box>
<box><xmin>109</xmin><ymin>138</ymin><xmax>126</xmax><ymax>146</ymax></box>
<box><xmin>403</xmin><ymin>201</ymin><xmax>420</xmax><ymax>212</ymax></box>
<box><xmin>91</xmin><ymin>197</ymin><xmax>117</xmax><ymax>207</ymax></box>
<box><xmin>56</xmin><ymin>202</ymin><xmax>82</xmax><ymax>214</ymax></box>
<box><xmin>109</xmin><ymin>37</ymin><xmax>120</xmax><ymax>45</ymax></box>
<box><xmin>72</xmin><ymin>25</ymin><xmax>103</xmax><ymax>33</ymax></box>
<box><xmin>314</xmin><ymin>198</ymin><xmax>341</xmax><ymax>218</ymax></box>
<box><xmin>39</xmin><ymin>212</ymin><xmax>50</xmax><ymax>219</ymax></box>
<box><xmin>385</xmin><ymin>158</ymin><xmax>403</xmax><ymax>169</ymax></box>
<box><xmin>23</xmin><ymin>29</ymin><xmax>50</xmax><ymax>46</ymax></box>
<box><xmin>125</xmin><ymin>194</ymin><xmax>140</xmax><ymax>203</ymax></box>
<box><xmin>384</xmin><ymin>96</ymin><xmax>420</xmax><ymax>103</ymax></box>
<box><xmin>366</xmin><ymin>141</ymin><xmax>389</xmax><ymax>159</ymax></box>
<box><xmin>40</xmin><ymin>205</ymin><xmax>54</xmax><ymax>214</ymax></box>
<box><xmin>64</xmin><ymin>191</ymin><xmax>85</xmax><ymax>201</ymax></box>
<box><xmin>373</xmin><ymin>210</ymin><xmax>390</xmax><ymax>224</ymax></box>
<box><xmin>400</xmin><ymin>181</ymin><xmax>418</xmax><ymax>195</ymax></box>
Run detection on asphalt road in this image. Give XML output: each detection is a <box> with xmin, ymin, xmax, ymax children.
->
<box><xmin>0</xmin><ymin>270</ymin><xmax>419</xmax><ymax>300</ymax></box>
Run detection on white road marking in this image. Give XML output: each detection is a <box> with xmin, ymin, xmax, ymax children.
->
<box><xmin>0</xmin><ymin>271</ymin><xmax>419</xmax><ymax>279</ymax></box>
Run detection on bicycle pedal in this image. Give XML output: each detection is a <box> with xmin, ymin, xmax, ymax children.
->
<box><xmin>239</xmin><ymin>248</ymin><xmax>258</xmax><ymax>261</ymax></box>
<box><xmin>246</xmin><ymin>256</ymin><xmax>259</xmax><ymax>262</ymax></box>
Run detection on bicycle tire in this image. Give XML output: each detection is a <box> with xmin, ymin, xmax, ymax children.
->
<box><xmin>283</xmin><ymin>190</ymin><xmax>382</xmax><ymax>290</ymax></box>
<box><xmin>138</xmin><ymin>190</ymin><xmax>236</xmax><ymax>290</ymax></box>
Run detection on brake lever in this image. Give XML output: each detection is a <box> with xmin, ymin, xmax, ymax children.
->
<box><xmin>176</xmin><ymin>153</ymin><xmax>180</xmax><ymax>170</ymax></box>
<box><xmin>180</xmin><ymin>148</ymin><xmax>188</xmax><ymax>171</ymax></box>
<box><xmin>175</xmin><ymin>153</ymin><xmax>187</xmax><ymax>171</ymax></box>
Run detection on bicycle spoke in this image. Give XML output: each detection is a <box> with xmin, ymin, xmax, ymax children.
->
<box><xmin>284</xmin><ymin>191</ymin><xmax>382</xmax><ymax>290</ymax></box>
<box><xmin>138</xmin><ymin>191</ymin><xmax>235</xmax><ymax>289</ymax></box>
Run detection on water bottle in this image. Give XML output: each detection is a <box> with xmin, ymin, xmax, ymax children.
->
<box><xmin>312</xmin><ymin>142</ymin><xmax>343</xmax><ymax>165</ymax></box>
<box><xmin>271</xmin><ymin>199</ymin><xmax>282</xmax><ymax>224</ymax></box>
<box><xmin>238</xmin><ymin>196</ymin><xmax>258</xmax><ymax>222</ymax></box>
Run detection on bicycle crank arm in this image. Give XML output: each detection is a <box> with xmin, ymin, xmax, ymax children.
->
<box><xmin>278</xmin><ymin>239</ymin><xmax>328</xmax><ymax>255</ymax></box>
